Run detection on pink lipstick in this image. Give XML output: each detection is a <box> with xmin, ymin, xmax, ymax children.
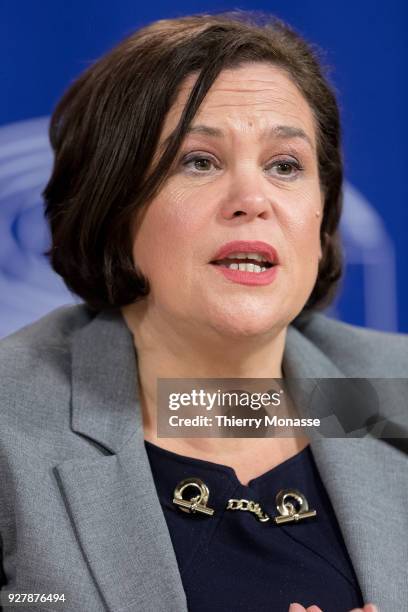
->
<box><xmin>209</xmin><ymin>240</ymin><xmax>279</xmax><ymax>286</ymax></box>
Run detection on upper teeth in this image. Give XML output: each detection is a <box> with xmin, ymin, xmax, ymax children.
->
<box><xmin>225</xmin><ymin>252</ymin><xmax>268</xmax><ymax>262</ymax></box>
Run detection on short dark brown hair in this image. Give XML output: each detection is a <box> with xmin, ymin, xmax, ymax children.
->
<box><xmin>43</xmin><ymin>11</ymin><xmax>343</xmax><ymax>312</ymax></box>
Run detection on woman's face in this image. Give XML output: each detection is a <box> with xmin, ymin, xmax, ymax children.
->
<box><xmin>130</xmin><ymin>62</ymin><xmax>323</xmax><ymax>338</ymax></box>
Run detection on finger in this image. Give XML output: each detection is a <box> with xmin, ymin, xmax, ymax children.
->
<box><xmin>363</xmin><ymin>605</ymin><xmax>378</xmax><ymax>612</ymax></box>
<box><xmin>289</xmin><ymin>604</ymin><xmax>306</xmax><ymax>612</ymax></box>
<box><xmin>306</xmin><ymin>606</ymin><xmax>323</xmax><ymax>612</ymax></box>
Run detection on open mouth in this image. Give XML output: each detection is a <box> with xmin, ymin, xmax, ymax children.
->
<box><xmin>210</xmin><ymin>252</ymin><xmax>275</xmax><ymax>274</ymax></box>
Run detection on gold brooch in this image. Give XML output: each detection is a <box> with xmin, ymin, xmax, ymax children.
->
<box><xmin>173</xmin><ymin>478</ymin><xmax>316</xmax><ymax>525</ymax></box>
<box><xmin>173</xmin><ymin>477</ymin><xmax>215</xmax><ymax>516</ymax></box>
<box><xmin>227</xmin><ymin>488</ymin><xmax>317</xmax><ymax>524</ymax></box>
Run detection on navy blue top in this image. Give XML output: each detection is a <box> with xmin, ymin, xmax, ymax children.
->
<box><xmin>144</xmin><ymin>441</ymin><xmax>364</xmax><ymax>612</ymax></box>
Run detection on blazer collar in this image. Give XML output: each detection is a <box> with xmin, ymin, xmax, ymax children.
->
<box><xmin>68</xmin><ymin>310</ymin><xmax>345</xmax><ymax>454</ymax></box>
<box><xmin>70</xmin><ymin>309</ymin><xmax>142</xmax><ymax>454</ymax></box>
<box><xmin>55</xmin><ymin>309</ymin><xmax>406</xmax><ymax>611</ymax></box>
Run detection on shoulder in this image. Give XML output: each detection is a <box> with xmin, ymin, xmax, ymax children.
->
<box><xmin>0</xmin><ymin>304</ymin><xmax>93</xmax><ymax>381</ymax></box>
<box><xmin>0</xmin><ymin>304</ymin><xmax>93</xmax><ymax>353</ymax></box>
<box><xmin>292</xmin><ymin>311</ymin><xmax>408</xmax><ymax>377</ymax></box>
<box><xmin>0</xmin><ymin>305</ymin><xmax>94</xmax><ymax>435</ymax></box>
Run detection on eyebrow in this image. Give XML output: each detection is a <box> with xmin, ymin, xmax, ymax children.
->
<box><xmin>162</xmin><ymin>123</ymin><xmax>314</xmax><ymax>150</ymax></box>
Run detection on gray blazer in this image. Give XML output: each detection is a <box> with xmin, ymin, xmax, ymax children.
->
<box><xmin>0</xmin><ymin>305</ymin><xmax>407</xmax><ymax>612</ymax></box>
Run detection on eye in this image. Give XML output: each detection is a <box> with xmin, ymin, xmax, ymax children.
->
<box><xmin>265</xmin><ymin>158</ymin><xmax>303</xmax><ymax>180</ymax></box>
<box><xmin>181</xmin><ymin>153</ymin><xmax>219</xmax><ymax>174</ymax></box>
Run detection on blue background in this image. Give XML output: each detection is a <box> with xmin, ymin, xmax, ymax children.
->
<box><xmin>1</xmin><ymin>0</ymin><xmax>407</xmax><ymax>336</ymax></box>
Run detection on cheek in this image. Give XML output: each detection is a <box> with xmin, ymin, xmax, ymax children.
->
<box><xmin>277</xmin><ymin>189</ymin><xmax>322</xmax><ymax>274</ymax></box>
<box><xmin>131</xmin><ymin>189</ymin><xmax>206</xmax><ymax>276</ymax></box>
<box><xmin>297</xmin><ymin>222</ymin><xmax>321</xmax><ymax>273</ymax></box>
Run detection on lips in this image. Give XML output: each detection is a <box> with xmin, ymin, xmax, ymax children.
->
<box><xmin>210</xmin><ymin>240</ymin><xmax>279</xmax><ymax>265</ymax></box>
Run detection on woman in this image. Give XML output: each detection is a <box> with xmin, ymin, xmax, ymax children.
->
<box><xmin>0</xmin><ymin>11</ymin><xmax>406</xmax><ymax>612</ymax></box>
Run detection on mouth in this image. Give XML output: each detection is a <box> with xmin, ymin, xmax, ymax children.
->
<box><xmin>209</xmin><ymin>241</ymin><xmax>279</xmax><ymax>285</ymax></box>
<box><xmin>209</xmin><ymin>240</ymin><xmax>279</xmax><ymax>274</ymax></box>
<box><xmin>210</xmin><ymin>254</ymin><xmax>275</xmax><ymax>274</ymax></box>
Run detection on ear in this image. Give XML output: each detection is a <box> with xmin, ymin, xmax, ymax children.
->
<box><xmin>318</xmin><ymin>230</ymin><xmax>330</xmax><ymax>265</ymax></box>
<box><xmin>318</xmin><ymin>241</ymin><xmax>323</xmax><ymax>262</ymax></box>
<box><xmin>317</xmin><ymin>199</ymin><xmax>324</xmax><ymax>263</ymax></box>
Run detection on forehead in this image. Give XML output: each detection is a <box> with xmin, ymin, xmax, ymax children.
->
<box><xmin>163</xmin><ymin>62</ymin><xmax>317</xmax><ymax>147</ymax></box>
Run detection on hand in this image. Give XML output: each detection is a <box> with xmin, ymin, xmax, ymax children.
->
<box><xmin>288</xmin><ymin>603</ymin><xmax>378</xmax><ymax>612</ymax></box>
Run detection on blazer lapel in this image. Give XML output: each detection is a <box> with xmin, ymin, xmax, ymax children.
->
<box><xmin>284</xmin><ymin>324</ymin><xmax>408</xmax><ymax>611</ymax></box>
<box><xmin>55</xmin><ymin>310</ymin><xmax>188</xmax><ymax>612</ymax></box>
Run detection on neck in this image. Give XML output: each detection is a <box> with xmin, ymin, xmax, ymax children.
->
<box><xmin>121</xmin><ymin>303</ymin><xmax>288</xmax><ymax>455</ymax></box>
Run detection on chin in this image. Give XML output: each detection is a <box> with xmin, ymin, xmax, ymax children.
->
<box><xmin>206</xmin><ymin>310</ymin><xmax>285</xmax><ymax>340</ymax></box>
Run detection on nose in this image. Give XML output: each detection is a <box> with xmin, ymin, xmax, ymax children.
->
<box><xmin>218</xmin><ymin>168</ymin><xmax>273</xmax><ymax>222</ymax></box>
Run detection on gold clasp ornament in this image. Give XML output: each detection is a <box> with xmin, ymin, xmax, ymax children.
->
<box><xmin>173</xmin><ymin>477</ymin><xmax>215</xmax><ymax>516</ymax></box>
<box><xmin>226</xmin><ymin>488</ymin><xmax>316</xmax><ymax>525</ymax></box>
<box><xmin>273</xmin><ymin>488</ymin><xmax>317</xmax><ymax>524</ymax></box>
<box><xmin>173</xmin><ymin>479</ymin><xmax>316</xmax><ymax>525</ymax></box>
<box><xmin>226</xmin><ymin>498</ymin><xmax>270</xmax><ymax>522</ymax></box>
